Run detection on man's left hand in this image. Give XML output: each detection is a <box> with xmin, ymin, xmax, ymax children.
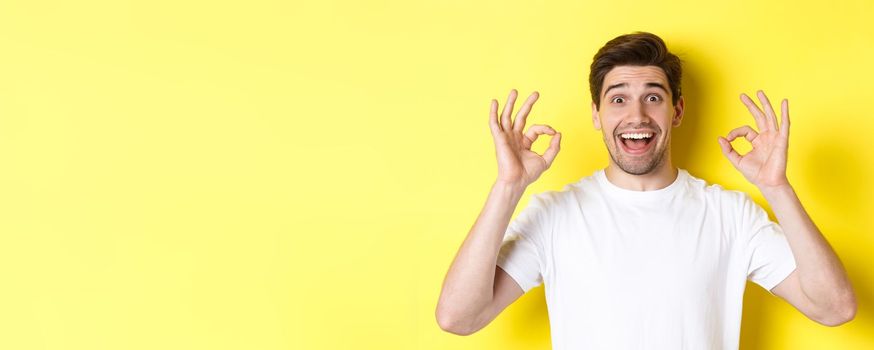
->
<box><xmin>717</xmin><ymin>90</ymin><xmax>791</xmax><ymax>190</ymax></box>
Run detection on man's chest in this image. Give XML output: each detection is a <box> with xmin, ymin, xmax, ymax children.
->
<box><xmin>544</xmin><ymin>205</ymin><xmax>738</xmax><ymax>302</ymax></box>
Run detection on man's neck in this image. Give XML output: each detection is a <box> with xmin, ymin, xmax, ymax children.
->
<box><xmin>604</xmin><ymin>162</ymin><xmax>679</xmax><ymax>191</ymax></box>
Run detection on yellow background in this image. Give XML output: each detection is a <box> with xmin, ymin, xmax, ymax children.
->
<box><xmin>0</xmin><ymin>0</ymin><xmax>872</xmax><ymax>349</ymax></box>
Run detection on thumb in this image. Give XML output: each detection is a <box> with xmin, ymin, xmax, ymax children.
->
<box><xmin>542</xmin><ymin>132</ymin><xmax>561</xmax><ymax>167</ymax></box>
<box><xmin>717</xmin><ymin>136</ymin><xmax>741</xmax><ymax>168</ymax></box>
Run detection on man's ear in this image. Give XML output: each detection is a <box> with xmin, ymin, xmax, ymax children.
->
<box><xmin>591</xmin><ymin>102</ymin><xmax>601</xmax><ymax>130</ymax></box>
<box><xmin>672</xmin><ymin>95</ymin><xmax>685</xmax><ymax>127</ymax></box>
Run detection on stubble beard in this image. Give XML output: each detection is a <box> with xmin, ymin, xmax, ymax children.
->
<box><xmin>605</xmin><ymin>133</ymin><xmax>669</xmax><ymax>176</ymax></box>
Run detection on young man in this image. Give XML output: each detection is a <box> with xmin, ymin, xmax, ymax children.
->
<box><xmin>436</xmin><ymin>32</ymin><xmax>856</xmax><ymax>349</ymax></box>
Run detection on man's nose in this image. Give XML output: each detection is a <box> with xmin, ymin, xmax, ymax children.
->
<box><xmin>626</xmin><ymin>100</ymin><xmax>649</xmax><ymax>124</ymax></box>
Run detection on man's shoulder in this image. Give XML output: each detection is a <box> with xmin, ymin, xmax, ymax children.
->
<box><xmin>523</xmin><ymin>186</ymin><xmax>577</xmax><ymax>209</ymax></box>
<box><xmin>682</xmin><ymin>169</ymin><xmax>753</xmax><ymax>204</ymax></box>
<box><xmin>521</xmin><ymin>171</ymin><xmax>603</xmax><ymax>210</ymax></box>
<box><xmin>525</xmin><ymin>169</ymin><xmax>757</xmax><ymax>206</ymax></box>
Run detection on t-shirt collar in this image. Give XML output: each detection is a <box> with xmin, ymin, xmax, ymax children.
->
<box><xmin>594</xmin><ymin>168</ymin><xmax>687</xmax><ymax>202</ymax></box>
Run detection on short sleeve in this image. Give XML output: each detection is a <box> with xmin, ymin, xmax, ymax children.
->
<box><xmin>496</xmin><ymin>193</ymin><xmax>550</xmax><ymax>293</ymax></box>
<box><xmin>738</xmin><ymin>192</ymin><xmax>797</xmax><ymax>295</ymax></box>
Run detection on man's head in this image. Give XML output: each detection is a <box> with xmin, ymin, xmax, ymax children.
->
<box><xmin>589</xmin><ymin>32</ymin><xmax>684</xmax><ymax>175</ymax></box>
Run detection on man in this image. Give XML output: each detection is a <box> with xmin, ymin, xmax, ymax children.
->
<box><xmin>435</xmin><ymin>32</ymin><xmax>856</xmax><ymax>349</ymax></box>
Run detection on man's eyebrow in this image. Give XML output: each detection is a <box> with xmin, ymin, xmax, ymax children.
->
<box><xmin>646</xmin><ymin>82</ymin><xmax>669</xmax><ymax>93</ymax></box>
<box><xmin>603</xmin><ymin>82</ymin><xmax>669</xmax><ymax>97</ymax></box>
<box><xmin>603</xmin><ymin>83</ymin><xmax>627</xmax><ymax>97</ymax></box>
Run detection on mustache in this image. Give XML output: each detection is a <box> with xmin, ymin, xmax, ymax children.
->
<box><xmin>614</xmin><ymin>124</ymin><xmax>662</xmax><ymax>135</ymax></box>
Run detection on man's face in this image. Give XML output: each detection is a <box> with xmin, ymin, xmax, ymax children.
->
<box><xmin>591</xmin><ymin>65</ymin><xmax>684</xmax><ymax>175</ymax></box>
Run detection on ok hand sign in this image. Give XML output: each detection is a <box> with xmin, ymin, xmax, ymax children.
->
<box><xmin>717</xmin><ymin>90</ymin><xmax>791</xmax><ymax>190</ymax></box>
<box><xmin>489</xmin><ymin>89</ymin><xmax>562</xmax><ymax>188</ymax></box>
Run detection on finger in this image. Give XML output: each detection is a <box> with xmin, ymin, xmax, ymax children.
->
<box><xmin>489</xmin><ymin>99</ymin><xmax>501</xmax><ymax>135</ymax></box>
<box><xmin>513</xmin><ymin>91</ymin><xmax>540</xmax><ymax>133</ymax></box>
<box><xmin>522</xmin><ymin>124</ymin><xmax>556</xmax><ymax>149</ymax></box>
<box><xmin>780</xmin><ymin>98</ymin><xmax>790</xmax><ymax>139</ymax></box>
<box><xmin>726</xmin><ymin>125</ymin><xmax>758</xmax><ymax>143</ymax></box>
<box><xmin>740</xmin><ymin>93</ymin><xmax>768</xmax><ymax>131</ymax></box>
<box><xmin>500</xmin><ymin>89</ymin><xmax>518</xmax><ymax>132</ymax></box>
<box><xmin>756</xmin><ymin>90</ymin><xmax>778</xmax><ymax>131</ymax></box>
<box><xmin>542</xmin><ymin>132</ymin><xmax>562</xmax><ymax>167</ymax></box>
<box><xmin>717</xmin><ymin>136</ymin><xmax>741</xmax><ymax>168</ymax></box>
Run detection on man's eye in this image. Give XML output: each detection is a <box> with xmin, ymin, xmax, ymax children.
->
<box><xmin>647</xmin><ymin>95</ymin><xmax>661</xmax><ymax>102</ymax></box>
<box><xmin>611</xmin><ymin>97</ymin><xmax>625</xmax><ymax>103</ymax></box>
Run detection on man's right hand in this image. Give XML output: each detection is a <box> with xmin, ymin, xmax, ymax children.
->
<box><xmin>436</xmin><ymin>89</ymin><xmax>559</xmax><ymax>335</ymax></box>
<box><xmin>489</xmin><ymin>89</ymin><xmax>561</xmax><ymax>188</ymax></box>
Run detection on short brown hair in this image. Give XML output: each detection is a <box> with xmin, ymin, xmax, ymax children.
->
<box><xmin>589</xmin><ymin>32</ymin><xmax>682</xmax><ymax>110</ymax></box>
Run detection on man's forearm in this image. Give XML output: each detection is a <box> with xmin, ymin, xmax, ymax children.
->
<box><xmin>760</xmin><ymin>184</ymin><xmax>855</xmax><ymax>312</ymax></box>
<box><xmin>436</xmin><ymin>181</ymin><xmax>526</xmax><ymax>329</ymax></box>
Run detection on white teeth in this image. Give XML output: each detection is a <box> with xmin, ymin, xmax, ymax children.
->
<box><xmin>620</xmin><ymin>132</ymin><xmax>653</xmax><ymax>139</ymax></box>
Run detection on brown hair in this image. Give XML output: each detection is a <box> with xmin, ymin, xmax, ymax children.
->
<box><xmin>589</xmin><ymin>32</ymin><xmax>682</xmax><ymax>110</ymax></box>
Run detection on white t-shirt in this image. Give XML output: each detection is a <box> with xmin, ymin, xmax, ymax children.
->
<box><xmin>496</xmin><ymin>168</ymin><xmax>796</xmax><ymax>350</ymax></box>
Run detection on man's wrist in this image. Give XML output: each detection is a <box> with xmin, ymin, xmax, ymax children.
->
<box><xmin>492</xmin><ymin>180</ymin><xmax>527</xmax><ymax>200</ymax></box>
<box><xmin>758</xmin><ymin>182</ymin><xmax>795</xmax><ymax>202</ymax></box>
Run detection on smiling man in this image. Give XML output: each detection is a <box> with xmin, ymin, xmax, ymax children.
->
<box><xmin>436</xmin><ymin>32</ymin><xmax>856</xmax><ymax>349</ymax></box>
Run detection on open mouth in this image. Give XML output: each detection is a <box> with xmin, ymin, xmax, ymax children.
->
<box><xmin>618</xmin><ymin>132</ymin><xmax>655</xmax><ymax>155</ymax></box>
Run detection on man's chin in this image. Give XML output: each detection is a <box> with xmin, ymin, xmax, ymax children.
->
<box><xmin>617</xmin><ymin>163</ymin><xmax>656</xmax><ymax>175</ymax></box>
<box><xmin>613</xmin><ymin>152</ymin><xmax>662</xmax><ymax>175</ymax></box>
<box><xmin>606</xmin><ymin>142</ymin><xmax>666</xmax><ymax>175</ymax></box>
